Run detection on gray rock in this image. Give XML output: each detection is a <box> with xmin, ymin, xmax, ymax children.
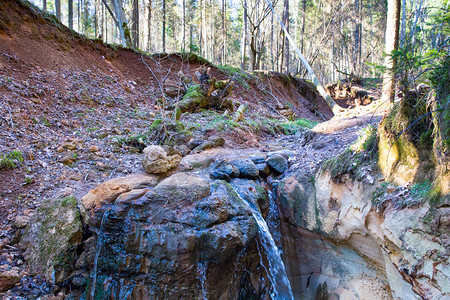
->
<box><xmin>256</xmin><ymin>163</ymin><xmax>271</xmax><ymax>177</ymax></box>
<box><xmin>230</xmin><ymin>158</ymin><xmax>259</xmax><ymax>179</ymax></box>
<box><xmin>20</xmin><ymin>196</ymin><xmax>83</xmax><ymax>284</ymax></box>
<box><xmin>187</xmin><ymin>139</ymin><xmax>204</xmax><ymax>150</ymax></box>
<box><xmin>249</xmin><ymin>155</ymin><xmax>267</xmax><ymax>164</ymax></box>
<box><xmin>174</xmin><ymin>144</ymin><xmax>191</xmax><ymax>156</ymax></box>
<box><xmin>267</xmin><ymin>154</ymin><xmax>288</xmax><ymax>174</ymax></box>
<box><xmin>162</xmin><ymin>145</ymin><xmax>182</xmax><ymax>156</ymax></box>
<box><xmin>210</xmin><ymin>170</ymin><xmax>231</xmax><ymax>182</ymax></box>
<box><xmin>81</xmin><ymin>174</ymin><xmax>264</xmax><ymax>299</ymax></box>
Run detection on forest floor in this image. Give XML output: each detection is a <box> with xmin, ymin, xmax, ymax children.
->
<box><xmin>0</xmin><ymin>0</ymin><xmax>386</xmax><ymax>298</ymax></box>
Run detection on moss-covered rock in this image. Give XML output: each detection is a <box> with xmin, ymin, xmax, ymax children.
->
<box><xmin>20</xmin><ymin>196</ymin><xmax>83</xmax><ymax>283</ymax></box>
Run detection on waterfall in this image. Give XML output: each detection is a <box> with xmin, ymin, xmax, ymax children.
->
<box><xmin>90</xmin><ymin>207</ymin><xmax>112</xmax><ymax>300</ymax></box>
<box><xmin>233</xmin><ymin>187</ymin><xmax>294</xmax><ymax>300</ymax></box>
<box><xmin>197</xmin><ymin>262</ymin><xmax>208</xmax><ymax>299</ymax></box>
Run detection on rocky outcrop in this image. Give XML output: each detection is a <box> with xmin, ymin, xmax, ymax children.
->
<box><xmin>278</xmin><ymin>168</ymin><xmax>449</xmax><ymax>300</ymax></box>
<box><xmin>20</xmin><ymin>196</ymin><xmax>83</xmax><ymax>284</ymax></box>
<box><xmin>79</xmin><ymin>172</ymin><xmax>273</xmax><ymax>299</ymax></box>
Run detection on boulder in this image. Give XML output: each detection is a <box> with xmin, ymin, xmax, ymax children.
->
<box><xmin>20</xmin><ymin>196</ymin><xmax>83</xmax><ymax>284</ymax></box>
<box><xmin>81</xmin><ymin>173</ymin><xmax>267</xmax><ymax>299</ymax></box>
<box><xmin>142</xmin><ymin>145</ymin><xmax>182</xmax><ymax>174</ymax></box>
<box><xmin>267</xmin><ymin>154</ymin><xmax>289</xmax><ymax>174</ymax></box>
<box><xmin>230</xmin><ymin>158</ymin><xmax>259</xmax><ymax>179</ymax></box>
<box><xmin>192</xmin><ymin>136</ymin><xmax>226</xmax><ymax>153</ymax></box>
<box><xmin>81</xmin><ymin>174</ymin><xmax>158</xmax><ymax>211</ymax></box>
<box><xmin>256</xmin><ymin>163</ymin><xmax>271</xmax><ymax>177</ymax></box>
<box><xmin>174</xmin><ymin>144</ymin><xmax>191</xmax><ymax>156</ymax></box>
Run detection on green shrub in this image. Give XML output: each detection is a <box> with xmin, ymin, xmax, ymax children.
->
<box><xmin>0</xmin><ymin>150</ymin><xmax>24</xmax><ymax>170</ymax></box>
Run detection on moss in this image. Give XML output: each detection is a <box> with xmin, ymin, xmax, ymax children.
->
<box><xmin>61</xmin><ymin>196</ymin><xmax>77</xmax><ymax>208</ymax></box>
<box><xmin>149</xmin><ymin>119</ymin><xmax>163</xmax><ymax>130</ymax></box>
<box><xmin>281</xmin><ymin>118</ymin><xmax>318</xmax><ymax>134</ymax></box>
<box><xmin>177</xmin><ymin>52</ymin><xmax>211</xmax><ymax>65</ymax></box>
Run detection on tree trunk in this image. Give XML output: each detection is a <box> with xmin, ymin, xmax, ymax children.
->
<box><xmin>162</xmin><ymin>0</ymin><xmax>166</xmax><ymax>52</ymax></box>
<box><xmin>182</xmin><ymin>0</ymin><xmax>186</xmax><ymax>51</ymax></box>
<box><xmin>202</xmin><ymin>0</ymin><xmax>207</xmax><ymax>57</ymax></box>
<box><xmin>400</xmin><ymin>0</ymin><xmax>406</xmax><ymax>47</ymax></box>
<box><xmin>110</xmin><ymin>0</ymin><xmax>130</xmax><ymax>46</ymax></box>
<box><xmin>283</xmin><ymin>0</ymin><xmax>289</xmax><ymax>74</ymax></box>
<box><xmin>221</xmin><ymin>0</ymin><xmax>226</xmax><ymax>64</ymax></box>
<box><xmin>68</xmin><ymin>0</ymin><xmax>73</xmax><ymax>29</ymax></box>
<box><xmin>241</xmin><ymin>0</ymin><xmax>247</xmax><ymax>70</ymax></box>
<box><xmin>147</xmin><ymin>0</ymin><xmax>152</xmax><ymax>52</ymax></box>
<box><xmin>132</xmin><ymin>0</ymin><xmax>139</xmax><ymax>48</ymax></box>
<box><xmin>381</xmin><ymin>0</ymin><xmax>401</xmax><ymax>104</ymax></box>
<box><xmin>84</xmin><ymin>0</ymin><xmax>89</xmax><ymax>35</ymax></box>
<box><xmin>55</xmin><ymin>0</ymin><xmax>61</xmax><ymax>21</ymax></box>
<box><xmin>43</xmin><ymin>0</ymin><xmax>47</xmax><ymax>12</ymax></box>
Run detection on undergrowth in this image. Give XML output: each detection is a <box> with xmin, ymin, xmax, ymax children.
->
<box><xmin>0</xmin><ymin>150</ymin><xmax>24</xmax><ymax>171</ymax></box>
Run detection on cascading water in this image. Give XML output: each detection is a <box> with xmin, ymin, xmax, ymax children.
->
<box><xmin>90</xmin><ymin>207</ymin><xmax>112</xmax><ymax>300</ymax></box>
<box><xmin>197</xmin><ymin>262</ymin><xmax>208</xmax><ymax>300</ymax></box>
<box><xmin>232</xmin><ymin>187</ymin><xmax>294</xmax><ymax>300</ymax></box>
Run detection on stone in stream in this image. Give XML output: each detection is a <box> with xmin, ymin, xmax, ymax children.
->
<box><xmin>79</xmin><ymin>172</ymin><xmax>271</xmax><ymax>299</ymax></box>
<box><xmin>229</xmin><ymin>158</ymin><xmax>259</xmax><ymax>179</ymax></box>
<box><xmin>266</xmin><ymin>154</ymin><xmax>289</xmax><ymax>174</ymax></box>
<box><xmin>256</xmin><ymin>162</ymin><xmax>271</xmax><ymax>177</ymax></box>
<box><xmin>249</xmin><ymin>154</ymin><xmax>267</xmax><ymax>164</ymax></box>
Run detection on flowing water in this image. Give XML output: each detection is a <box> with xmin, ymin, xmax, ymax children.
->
<box><xmin>197</xmin><ymin>262</ymin><xmax>208</xmax><ymax>300</ymax></box>
<box><xmin>233</xmin><ymin>187</ymin><xmax>294</xmax><ymax>300</ymax></box>
<box><xmin>90</xmin><ymin>207</ymin><xmax>112</xmax><ymax>300</ymax></box>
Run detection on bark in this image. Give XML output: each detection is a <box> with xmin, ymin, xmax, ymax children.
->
<box><xmin>133</xmin><ymin>0</ymin><xmax>139</xmax><ymax>48</ymax></box>
<box><xmin>69</xmin><ymin>0</ymin><xmax>74</xmax><ymax>29</ymax></box>
<box><xmin>222</xmin><ymin>0</ymin><xmax>226</xmax><ymax>64</ymax></box>
<box><xmin>162</xmin><ymin>0</ymin><xmax>166</xmax><ymax>52</ymax></box>
<box><xmin>43</xmin><ymin>0</ymin><xmax>47</xmax><ymax>12</ymax></box>
<box><xmin>241</xmin><ymin>0</ymin><xmax>248</xmax><ymax>70</ymax></box>
<box><xmin>147</xmin><ymin>0</ymin><xmax>152</xmax><ymax>52</ymax></box>
<box><xmin>55</xmin><ymin>0</ymin><xmax>61</xmax><ymax>21</ymax></box>
<box><xmin>283</xmin><ymin>0</ymin><xmax>289</xmax><ymax>74</ymax></box>
<box><xmin>381</xmin><ymin>0</ymin><xmax>401</xmax><ymax>104</ymax></box>
<box><xmin>182</xmin><ymin>0</ymin><xmax>186</xmax><ymax>51</ymax></box>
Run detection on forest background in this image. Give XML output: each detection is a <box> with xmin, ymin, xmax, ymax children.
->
<box><xmin>27</xmin><ymin>0</ymin><xmax>448</xmax><ymax>86</ymax></box>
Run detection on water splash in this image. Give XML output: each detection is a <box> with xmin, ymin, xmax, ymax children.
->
<box><xmin>90</xmin><ymin>207</ymin><xmax>112</xmax><ymax>300</ymax></box>
<box><xmin>197</xmin><ymin>261</ymin><xmax>208</xmax><ymax>300</ymax></box>
<box><xmin>233</xmin><ymin>187</ymin><xmax>294</xmax><ymax>300</ymax></box>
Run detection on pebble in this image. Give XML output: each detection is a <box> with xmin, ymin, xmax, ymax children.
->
<box><xmin>89</xmin><ymin>146</ymin><xmax>100</xmax><ymax>152</ymax></box>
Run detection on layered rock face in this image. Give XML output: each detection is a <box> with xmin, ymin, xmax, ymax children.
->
<box><xmin>277</xmin><ymin>169</ymin><xmax>449</xmax><ymax>300</ymax></box>
<box><xmin>79</xmin><ymin>173</ymin><xmax>272</xmax><ymax>299</ymax></box>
